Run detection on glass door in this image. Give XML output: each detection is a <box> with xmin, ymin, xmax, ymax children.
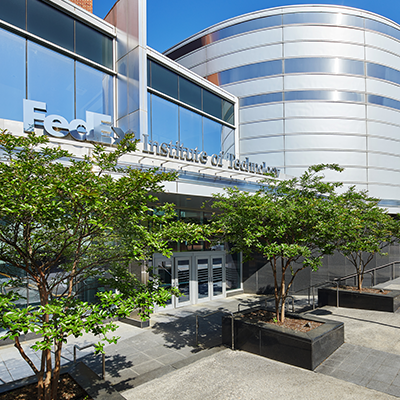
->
<box><xmin>212</xmin><ymin>257</ymin><xmax>224</xmax><ymax>297</ymax></box>
<box><xmin>154</xmin><ymin>257</ymin><xmax>174</xmax><ymax>309</ymax></box>
<box><xmin>197</xmin><ymin>257</ymin><xmax>210</xmax><ymax>302</ymax></box>
<box><xmin>175</xmin><ymin>257</ymin><xmax>191</xmax><ymax>306</ymax></box>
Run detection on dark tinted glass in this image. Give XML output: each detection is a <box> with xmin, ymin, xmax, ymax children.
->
<box><xmin>240</xmin><ymin>92</ymin><xmax>283</xmax><ymax>107</ymax></box>
<box><xmin>283</xmin><ymin>12</ymin><xmax>364</xmax><ymax>28</ymax></box>
<box><xmin>179</xmin><ymin>77</ymin><xmax>201</xmax><ymax>109</ymax></box>
<box><xmin>27</xmin><ymin>0</ymin><xmax>74</xmax><ymax>51</ymax></box>
<box><xmin>222</xmin><ymin>100</ymin><xmax>234</xmax><ymax>124</ymax></box>
<box><xmin>76</xmin><ymin>21</ymin><xmax>113</xmax><ymax>68</ymax></box>
<box><xmin>367</xmin><ymin>63</ymin><xmax>400</xmax><ymax>86</ymax></box>
<box><xmin>203</xmin><ymin>89</ymin><xmax>222</xmax><ymax>120</ymax></box>
<box><xmin>150</xmin><ymin>61</ymin><xmax>178</xmax><ymax>99</ymax></box>
<box><xmin>167</xmin><ymin>37</ymin><xmax>203</xmax><ymax>61</ymax></box>
<box><xmin>218</xmin><ymin>60</ymin><xmax>282</xmax><ymax>85</ymax></box>
<box><xmin>0</xmin><ymin>0</ymin><xmax>26</xmax><ymax>30</ymax></box>
<box><xmin>365</xmin><ymin>19</ymin><xmax>400</xmax><ymax>41</ymax></box>
<box><xmin>369</xmin><ymin>94</ymin><xmax>400</xmax><ymax>111</ymax></box>
<box><xmin>285</xmin><ymin>90</ymin><xmax>364</xmax><ymax>102</ymax></box>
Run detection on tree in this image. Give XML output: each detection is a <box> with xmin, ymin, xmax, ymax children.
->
<box><xmin>0</xmin><ymin>130</ymin><xmax>207</xmax><ymax>400</ymax></box>
<box><xmin>333</xmin><ymin>187</ymin><xmax>400</xmax><ymax>290</ymax></box>
<box><xmin>211</xmin><ymin>164</ymin><xmax>343</xmax><ymax>322</ymax></box>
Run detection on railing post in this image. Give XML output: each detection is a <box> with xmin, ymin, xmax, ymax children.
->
<box><xmin>102</xmin><ymin>353</ymin><xmax>105</xmax><ymax>380</ymax></box>
<box><xmin>373</xmin><ymin>270</ymin><xmax>376</xmax><ymax>286</ymax></box>
<box><xmin>336</xmin><ymin>281</ymin><xmax>340</xmax><ymax>308</ymax></box>
<box><xmin>231</xmin><ymin>313</ymin><xmax>235</xmax><ymax>350</ymax></box>
<box><xmin>195</xmin><ymin>315</ymin><xmax>199</xmax><ymax>347</ymax></box>
<box><xmin>392</xmin><ymin>263</ymin><xmax>395</xmax><ymax>280</ymax></box>
<box><xmin>312</xmin><ymin>287</ymin><xmax>315</xmax><ymax>310</ymax></box>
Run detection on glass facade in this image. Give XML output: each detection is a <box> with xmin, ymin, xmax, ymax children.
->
<box><xmin>0</xmin><ymin>0</ymin><xmax>113</xmax><ymax>69</ymax></box>
<box><xmin>148</xmin><ymin>59</ymin><xmax>234</xmax><ymax>125</ymax></box>
<box><xmin>0</xmin><ymin>25</ymin><xmax>114</xmax><ymax>122</ymax></box>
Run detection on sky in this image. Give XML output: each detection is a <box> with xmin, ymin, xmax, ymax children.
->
<box><xmin>93</xmin><ymin>0</ymin><xmax>400</xmax><ymax>53</ymax></box>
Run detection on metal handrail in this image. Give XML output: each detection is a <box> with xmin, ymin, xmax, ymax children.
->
<box><xmin>73</xmin><ymin>343</ymin><xmax>105</xmax><ymax>380</ymax></box>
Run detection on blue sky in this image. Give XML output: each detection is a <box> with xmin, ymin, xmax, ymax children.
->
<box><xmin>93</xmin><ymin>0</ymin><xmax>400</xmax><ymax>53</ymax></box>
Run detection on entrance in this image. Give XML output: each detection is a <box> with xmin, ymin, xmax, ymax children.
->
<box><xmin>154</xmin><ymin>251</ymin><xmax>226</xmax><ymax>309</ymax></box>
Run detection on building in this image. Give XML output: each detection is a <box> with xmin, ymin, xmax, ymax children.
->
<box><xmin>0</xmin><ymin>0</ymin><xmax>399</xmax><ymax>306</ymax></box>
<box><xmin>71</xmin><ymin>0</ymin><xmax>93</xmax><ymax>13</ymax></box>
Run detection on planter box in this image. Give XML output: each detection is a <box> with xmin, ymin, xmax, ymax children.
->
<box><xmin>119</xmin><ymin>313</ymin><xmax>150</xmax><ymax>328</ymax></box>
<box><xmin>318</xmin><ymin>287</ymin><xmax>400</xmax><ymax>312</ymax></box>
<box><xmin>222</xmin><ymin>307</ymin><xmax>344</xmax><ymax>371</ymax></box>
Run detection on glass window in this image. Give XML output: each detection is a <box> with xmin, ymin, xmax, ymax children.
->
<box><xmin>203</xmin><ymin>89</ymin><xmax>222</xmax><ymax>120</ymax></box>
<box><xmin>150</xmin><ymin>61</ymin><xmax>178</xmax><ymax>100</ymax></box>
<box><xmin>285</xmin><ymin>90</ymin><xmax>364</xmax><ymax>102</ymax></box>
<box><xmin>368</xmin><ymin>94</ymin><xmax>400</xmax><ymax>111</ymax></box>
<box><xmin>27</xmin><ymin>0</ymin><xmax>74</xmax><ymax>52</ymax></box>
<box><xmin>75</xmin><ymin>21</ymin><xmax>113</xmax><ymax>69</ymax></box>
<box><xmin>218</xmin><ymin>60</ymin><xmax>283</xmax><ymax>85</ymax></box>
<box><xmin>117</xmin><ymin>56</ymin><xmax>128</xmax><ymax>119</ymax></box>
<box><xmin>226</xmin><ymin>251</ymin><xmax>241</xmax><ymax>291</ymax></box>
<box><xmin>283</xmin><ymin>12</ymin><xmax>364</xmax><ymax>28</ymax></box>
<box><xmin>0</xmin><ymin>28</ymin><xmax>25</xmax><ymax>121</ymax></box>
<box><xmin>365</xmin><ymin>19</ymin><xmax>400</xmax><ymax>41</ymax></box>
<box><xmin>285</xmin><ymin>57</ymin><xmax>364</xmax><ymax>76</ymax></box>
<box><xmin>76</xmin><ymin>62</ymin><xmax>113</xmax><ymax>120</ymax></box>
<box><xmin>0</xmin><ymin>0</ymin><xmax>26</xmax><ymax>30</ymax></box>
<box><xmin>167</xmin><ymin>37</ymin><xmax>203</xmax><ymax>61</ymax></box>
<box><xmin>212</xmin><ymin>14</ymin><xmax>282</xmax><ymax>42</ymax></box>
<box><xmin>222</xmin><ymin>100</ymin><xmax>234</xmax><ymax>124</ymax></box>
<box><xmin>150</xmin><ymin>94</ymin><xmax>178</xmax><ymax>144</ymax></box>
<box><xmin>180</xmin><ymin>107</ymin><xmax>202</xmax><ymax>151</ymax></box>
<box><xmin>203</xmin><ymin>117</ymin><xmax>222</xmax><ymax>155</ymax></box>
<box><xmin>240</xmin><ymin>92</ymin><xmax>283</xmax><ymax>107</ymax></box>
<box><xmin>179</xmin><ymin>76</ymin><xmax>201</xmax><ymax>110</ymax></box>
<box><xmin>28</xmin><ymin>42</ymin><xmax>74</xmax><ymax>120</ymax></box>
<box><xmin>367</xmin><ymin>63</ymin><xmax>400</xmax><ymax>86</ymax></box>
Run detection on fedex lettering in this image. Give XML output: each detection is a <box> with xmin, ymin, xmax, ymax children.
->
<box><xmin>23</xmin><ymin>99</ymin><xmax>125</xmax><ymax>145</ymax></box>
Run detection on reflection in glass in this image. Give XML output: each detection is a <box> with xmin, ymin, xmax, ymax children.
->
<box><xmin>197</xmin><ymin>259</ymin><xmax>209</xmax><ymax>299</ymax></box>
<box><xmin>117</xmin><ymin>56</ymin><xmax>128</xmax><ymax>119</ymax></box>
<box><xmin>0</xmin><ymin>28</ymin><xmax>25</xmax><ymax>121</ymax></box>
<box><xmin>365</xmin><ymin>18</ymin><xmax>400</xmax><ymax>41</ymax></box>
<box><xmin>179</xmin><ymin>76</ymin><xmax>201</xmax><ymax>109</ymax></box>
<box><xmin>285</xmin><ymin>57</ymin><xmax>364</xmax><ymax>75</ymax></box>
<box><xmin>240</xmin><ymin>92</ymin><xmax>283</xmax><ymax>107</ymax></box>
<box><xmin>27</xmin><ymin>0</ymin><xmax>74</xmax><ymax>51</ymax></box>
<box><xmin>283</xmin><ymin>12</ymin><xmax>364</xmax><ymax>28</ymax></box>
<box><xmin>285</xmin><ymin>90</ymin><xmax>364</xmax><ymax>102</ymax></box>
<box><xmin>157</xmin><ymin>260</ymin><xmax>172</xmax><ymax>306</ymax></box>
<box><xmin>128</xmin><ymin>49</ymin><xmax>139</xmax><ymax>114</ymax></box>
<box><xmin>177</xmin><ymin>259</ymin><xmax>190</xmax><ymax>303</ymax></box>
<box><xmin>180</xmin><ymin>107</ymin><xmax>202</xmax><ymax>151</ymax></box>
<box><xmin>76</xmin><ymin>21</ymin><xmax>113</xmax><ymax>69</ymax></box>
<box><xmin>222</xmin><ymin>100</ymin><xmax>234</xmax><ymax>124</ymax></box>
<box><xmin>218</xmin><ymin>60</ymin><xmax>282</xmax><ymax>85</ymax></box>
<box><xmin>369</xmin><ymin>95</ymin><xmax>400</xmax><ymax>111</ymax></box>
<box><xmin>203</xmin><ymin>89</ymin><xmax>222</xmax><ymax>120</ymax></box>
<box><xmin>203</xmin><ymin>118</ymin><xmax>222</xmax><ymax>156</ymax></box>
<box><xmin>76</xmin><ymin>62</ymin><xmax>113</xmax><ymax>120</ymax></box>
<box><xmin>226</xmin><ymin>252</ymin><xmax>241</xmax><ymax>291</ymax></box>
<box><xmin>212</xmin><ymin>258</ymin><xmax>223</xmax><ymax>296</ymax></box>
<box><xmin>28</xmin><ymin>42</ymin><xmax>74</xmax><ymax>120</ymax></box>
<box><xmin>150</xmin><ymin>94</ymin><xmax>179</xmax><ymax>144</ymax></box>
<box><xmin>150</xmin><ymin>61</ymin><xmax>178</xmax><ymax>100</ymax></box>
<box><xmin>0</xmin><ymin>0</ymin><xmax>26</xmax><ymax>30</ymax></box>
<box><xmin>367</xmin><ymin>63</ymin><xmax>400</xmax><ymax>86</ymax></box>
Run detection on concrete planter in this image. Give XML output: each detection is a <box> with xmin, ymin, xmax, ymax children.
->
<box><xmin>119</xmin><ymin>311</ymin><xmax>150</xmax><ymax>328</ymax></box>
<box><xmin>318</xmin><ymin>287</ymin><xmax>400</xmax><ymax>312</ymax></box>
<box><xmin>222</xmin><ymin>307</ymin><xmax>344</xmax><ymax>370</ymax></box>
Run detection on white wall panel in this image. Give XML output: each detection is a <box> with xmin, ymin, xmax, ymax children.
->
<box><xmin>186</xmin><ymin>63</ymin><xmax>207</xmax><ymax>78</ymax></box>
<box><xmin>365</xmin><ymin>31</ymin><xmax>400</xmax><ymax>57</ymax></box>
<box><xmin>368</xmin><ymin>121</ymin><xmax>400</xmax><ymax>141</ymax></box>
<box><xmin>368</xmin><ymin>184</ymin><xmax>400</xmax><ymax>201</ymax></box>
<box><xmin>366</xmin><ymin>47</ymin><xmax>400</xmax><ymax>71</ymax></box>
<box><xmin>285</xmin><ymin>165</ymin><xmax>367</xmax><ymax>182</ymax></box>
<box><xmin>206</xmin><ymin>44</ymin><xmax>282</xmax><ymax>75</ymax></box>
<box><xmin>285</xmin><ymin>103</ymin><xmax>366</xmax><ymax>119</ymax></box>
<box><xmin>176</xmin><ymin>48</ymin><xmax>207</xmax><ymax>69</ymax></box>
<box><xmin>284</xmin><ymin>41</ymin><xmax>364</xmax><ymax>60</ymax></box>
<box><xmin>368</xmin><ymin>137</ymin><xmax>400</xmax><ymax>156</ymax></box>
<box><xmin>284</xmin><ymin>74</ymin><xmax>365</xmax><ymax>92</ymax></box>
<box><xmin>283</xmin><ymin>26</ymin><xmax>365</xmax><ymax>44</ymax></box>
<box><xmin>285</xmin><ymin>150</ymin><xmax>366</xmax><ymax>166</ymax></box>
<box><xmin>368</xmin><ymin>169</ymin><xmax>400</xmax><ymax>186</ymax></box>
<box><xmin>238</xmin><ymin>152</ymin><xmax>284</xmax><ymax>167</ymax></box>
<box><xmin>240</xmin><ymin>120</ymin><xmax>284</xmax><ymax>138</ymax></box>
<box><xmin>207</xmin><ymin>28</ymin><xmax>283</xmax><ymax>59</ymax></box>
<box><xmin>222</xmin><ymin>77</ymin><xmax>283</xmax><ymax>97</ymax></box>
<box><xmin>285</xmin><ymin>118</ymin><xmax>366</xmax><ymax>134</ymax></box>
<box><xmin>285</xmin><ymin>134</ymin><xmax>366</xmax><ymax>151</ymax></box>
<box><xmin>240</xmin><ymin>136</ymin><xmax>284</xmax><ymax>153</ymax></box>
<box><xmin>368</xmin><ymin>105</ymin><xmax>400</xmax><ymax>126</ymax></box>
<box><xmin>366</xmin><ymin>79</ymin><xmax>400</xmax><ymax>102</ymax></box>
<box><xmin>368</xmin><ymin>153</ymin><xmax>400</xmax><ymax>170</ymax></box>
<box><xmin>240</xmin><ymin>103</ymin><xmax>284</xmax><ymax>123</ymax></box>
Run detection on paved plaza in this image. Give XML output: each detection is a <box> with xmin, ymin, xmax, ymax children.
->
<box><xmin>1</xmin><ymin>284</ymin><xmax>400</xmax><ymax>398</ymax></box>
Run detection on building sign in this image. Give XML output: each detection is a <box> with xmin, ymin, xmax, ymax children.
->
<box><xmin>142</xmin><ymin>134</ymin><xmax>280</xmax><ymax>177</ymax></box>
<box><xmin>23</xmin><ymin>99</ymin><xmax>125</xmax><ymax>145</ymax></box>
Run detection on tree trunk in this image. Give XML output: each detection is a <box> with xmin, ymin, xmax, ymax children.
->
<box><xmin>358</xmin><ymin>263</ymin><xmax>363</xmax><ymax>290</ymax></box>
<box><xmin>51</xmin><ymin>340</ymin><xmax>63</xmax><ymax>400</ymax></box>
